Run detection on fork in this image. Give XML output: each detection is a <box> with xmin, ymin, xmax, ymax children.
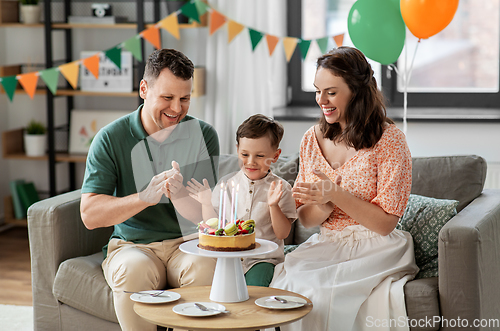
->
<box><xmin>272</xmin><ymin>296</ymin><xmax>312</xmax><ymax>306</ymax></box>
<box><xmin>194</xmin><ymin>303</ymin><xmax>230</xmax><ymax>313</ymax></box>
<box><xmin>123</xmin><ymin>290</ymin><xmax>167</xmax><ymax>297</ymax></box>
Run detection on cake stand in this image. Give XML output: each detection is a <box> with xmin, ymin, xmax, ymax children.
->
<box><xmin>179</xmin><ymin>239</ymin><xmax>278</xmax><ymax>303</ymax></box>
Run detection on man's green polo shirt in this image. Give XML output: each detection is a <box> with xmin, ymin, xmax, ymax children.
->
<box><xmin>81</xmin><ymin>105</ymin><xmax>219</xmax><ymax>256</ymax></box>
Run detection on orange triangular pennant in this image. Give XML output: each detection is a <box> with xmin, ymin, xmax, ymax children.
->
<box><xmin>142</xmin><ymin>26</ymin><xmax>161</xmax><ymax>50</ymax></box>
<box><xmin>82</xmin><ymin>53</ymin><xmax>100</xmax><ymax>79</ymax></box>
<box><xmin>333</xmin><ymin>33</ymin><xmax>344</xmax><ymax>47</ymax></box>
<box><xmin>266</xmin><ymin>35</ymin><xmax>279</xmax><ymax>56</ymax></box>
<box><xmin>59</xmin><ymin>61</ymin><xmax>80</xmax><ymax>90</ymax></box>
<box><xmin>159</xmin><ymin>12</ymin><xmax>180</xmax><ymax>40</ymax></box>
<box><xmin>227</xmin><ymin>20</ymin><xmax>245</xmax><ymax>44</ymax></box>
<box><xmin>209</xmin><ymin>9</ymin><xmax>226</xmax><ymax>36</ymax></box>
<box><xmin>17</xmin><ymin>72</ymin><xmax>38</xmax><ymax>99</ymax></box>
<box><xmin>283</xmin><ymin>37</ymin><xmax>298</xmax><ymax>62</ymax></box>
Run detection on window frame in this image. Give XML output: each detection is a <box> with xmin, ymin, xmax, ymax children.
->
<box><xmin>287</xmin><ymin>0</ymin><xmax>500</xmax><ymax>109</ymax></box>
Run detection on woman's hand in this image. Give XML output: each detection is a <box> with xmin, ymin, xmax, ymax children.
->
<box><xmin>293</xmin><ymin>169</ymin><xmax>342</xmax><ymax>205</ymax></box>
<box><xmin>268</xmin><ymin>180</ymin><xmax>284</xmax><ymax>207</ymax></box>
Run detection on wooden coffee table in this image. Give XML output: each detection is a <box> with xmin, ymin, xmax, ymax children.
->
<box><xmin>134</xmin><ymin>285</ymin><xmax>312</xmax><ymax>331</ymax></box>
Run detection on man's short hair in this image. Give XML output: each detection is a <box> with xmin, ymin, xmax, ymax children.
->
<box><xmin>143</xmin><ymin>49</ymin><xmax>194</xmax><ymax>84</ymax></box>
<box><xmin>236</xmin><ymin>114</ymin><xmax>284</xmax><ymax>149</ymax></box>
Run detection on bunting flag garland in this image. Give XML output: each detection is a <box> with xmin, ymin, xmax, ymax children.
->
<box><xmin>181</xmin><ymin>1</ymin><xmax>200</xmax><ymax>23</ymax></box>
<box><xmin>39</xmin><ymin>68</ymin><xmax>59</xmax><ymax>95</ymax></box>
<box><xmin>123</xmin><ymin>36</ymin><xmax>143</xmax><ymax>62</ymax></box>
<box><xmin>333</xmin><ymin>34</ymin><xmax>344</xmax><ymax>47</ymax></box>
<box><xmin>298</xmin><ymin>40</ymin><xmax>312</xmax><ymax>60</ymax></box>
<box><xmin>316</xmin><ymin>37</ymin><xmax>329</xmax><ymax>54</ymax></box>
<box><xmin>227</xmin><ymin>20</ymin><xmax>245</xmax><ymax>44</ymax></box>
<box><xmin>82</xmin><ymin>54</ymin><xmax>101</xmax><ymax>79</ymax></box>
<box><xmin>248</xmin><ymin>28</ymin><xmax>264</xmax><ymax>51</ymax></box>
<box><xmin>283</xmin><ymin>37</ymin><xmax>299</xmax><ymax>62</ymax></box>
<box><xmin>59</xmin><ymin>61</ymin><xmax>80</xmax><ymax>90</ymax></box>
<box><xmin>1</xmin><ymin>0</ymin><xmax>347</xmax><ymax>102</ymax></box>
<box><xmin>266</xmin><ymin>35</ymin><xmax>280</xmax><ymax>56</ymax></box>
<box><xmin>159</xmin><ymin>13</ymin><xmax>180</xmax><ymax>40</ymax></box>
<box><xmin>18</xmin><ymin>72</ymin><xmax>39</xmax><ymax>99</ymax></box>
<box><xmin>141</xmin><ymin>26</ymin><xmax>161</xmax><ymax>50</ymax></box>
<box><xmin>209</xmin><ymin>9</ymin><xmax>226</xmax><ymax>36</ymax></box>
<box><xmin>1</xmin><ymin>76</ymin><xmax>18</xmax><ymax>101</ymax></box>
<box><xmin>105</xmin><ymin>46</ymin><xmax>122</xmax><ymax>69</ymax></box>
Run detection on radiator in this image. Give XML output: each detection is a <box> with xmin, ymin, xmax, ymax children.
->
<box><xmin>485</xmin><ymin>163</ymin><xmax>500</xmax><ymax>189</ymax></box>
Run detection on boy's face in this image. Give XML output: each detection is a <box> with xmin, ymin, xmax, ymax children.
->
<box><xmin>237</xmin><ymin>136</ymin><xmax>281</xmax><ymax>181</ymax></box>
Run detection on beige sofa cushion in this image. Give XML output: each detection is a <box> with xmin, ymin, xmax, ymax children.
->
<box><xmin>404</xmin><ymin>277</ymin><xmax>440</xmax><ymax>331</ymax></box>
<box><xmin>53</xmin><ymin>253</ymin><xmax>117</xmax><ymax>323</ymax></box>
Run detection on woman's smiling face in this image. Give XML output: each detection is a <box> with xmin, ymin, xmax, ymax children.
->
<box><xmin>314</xmin><ymin>67</ymin><xmax>352</xmax><ymax>129</ymax></box>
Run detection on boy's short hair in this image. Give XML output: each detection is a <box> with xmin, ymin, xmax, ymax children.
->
<box><xmin>236</xmin><ymin>114</ymin><xmax>284</xmax><ymax>149</ymax></box>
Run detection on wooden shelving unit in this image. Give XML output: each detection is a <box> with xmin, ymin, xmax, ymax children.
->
<box><xmin>3</xmin><ymin>196</ymin><xmax>27</xmax><ymax>227</ymax></box>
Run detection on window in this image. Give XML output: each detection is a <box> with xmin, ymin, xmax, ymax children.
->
<box><xmin>288</xmin><ymin>0</ymin><xmax>500</xmax><ymax>109</ymax></box>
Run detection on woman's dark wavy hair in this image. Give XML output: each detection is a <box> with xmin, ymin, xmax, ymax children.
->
<box><xmin>316</xmin><ymin>46</ymin><xmax>393</xmax><ymax>150</ymax></box>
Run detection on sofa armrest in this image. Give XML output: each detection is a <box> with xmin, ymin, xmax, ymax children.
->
<box><xmin>28</xmin><ymin>190</ymin><xmax>113</xmax><ymax>330</ymax></box>
<box><xmin>438</xmin><ymin>189</ymin><xmax>500</xmax><ymax>330</ymax></box>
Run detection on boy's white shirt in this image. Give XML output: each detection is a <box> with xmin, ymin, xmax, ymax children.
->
<box><xmin>211</xmin><ymin>169</ymin><xmax>298</xmax><ymax>273</ymax></box>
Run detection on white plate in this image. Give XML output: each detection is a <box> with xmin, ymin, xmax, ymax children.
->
<box><xmin>255</xmin><ymin>296</ymin><xmax>307</xmax><ymax>309</ymax></box>
<box><xmin>129</xmin><ymin>291</ymin><xmax>181</xmax><ymax>304</ymax></box>
<box><xmin>172</xmin><ymin>302</ymin><xmax>226</xmax><ymax>317</ymax></box>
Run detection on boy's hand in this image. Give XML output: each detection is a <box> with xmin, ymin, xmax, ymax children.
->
<box><xmin>186</xmin><ymin>178</ymin><xmax>213</xmax><ymax>206</ymax></box>
<box><xmin>268</xmin><ymin>180</ymin><xmax>283</xmax><ymax>207</ymax></box>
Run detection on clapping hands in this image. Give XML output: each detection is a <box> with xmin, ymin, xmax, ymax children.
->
<box><xmin>268</xmin><ymin>180</ymin><xmax>284</xmax><ymax>207</ymax></box>
<box><xmin>138</xmin><ymin>161</ymin><xmax>183</xmax><ymax>204</ymax></box>
<box><xmin>186</xmin><ymin>178</ymin><xmax>213</xmax><ymax>206</ymax></box>
<box><xmin>292</xmin><ymin>169</ymin><xmax>342</xmax><ymax>205</ymax></box>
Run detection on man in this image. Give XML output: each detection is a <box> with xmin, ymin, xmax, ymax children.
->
<box><xmin>80</xmin><ymin>49</ymin><xmax>219</xmax><ymax>331</ymax></box>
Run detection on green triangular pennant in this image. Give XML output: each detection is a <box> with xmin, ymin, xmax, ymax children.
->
<box><xmin>248</xmin><ymin>28</ymin><xmax>264</xmax><ymax>51</ymax></box>
<box><xmin>194</xmin><ymin>0</ymin><xmax>209</xmax><ymax>16</ymax></box>
<box><xmin>298</xmin><ymin>39</ymin><xmax>312</xmax><ymax>60</ymax></box>
<box><xmin>123</xmin><ymin>36</ymin><xmax>142</xmax><ymax>62</ymax></box>
<box><xmin>39</xmin><ymin>68</ymin><xmax>59</xmax><ymax>95</ymax></box>
<box><xmin>1</xmin><ymin>76</ymin><xmax>18</xmax><ymax>102</ymax></box>
<box><xmin>180</xmin><ymin>1</ymin><xmax>200</xmax><ymax>23</ymax></box>
<box><xmin>105</xmin><ymin>46</ymin><xmax>122</xmax><ymax>69</ymax></box>
<box><xmin>316</xmin><ymin>37</ymin><xmax>329</xmax><ymax>54</ymax></box>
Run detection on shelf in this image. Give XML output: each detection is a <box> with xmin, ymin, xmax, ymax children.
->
<box><xmin>55</xmin><ymin>89</ymin><xmax>138</xmax><ymax>97</ymax></box>
<box><xmin>3</xmin><ymin>196</ymin><xmax>27</xmax><ymax>227</ymax></box>
<box><xmin>2</xmin><ymin>128</ymin><xmax>87</xmax><ymax>163</ymax></box>
<box><xmin>51</xmin><ymin>21</ymin><xmax>205</xmax><ymax>30</ymax></box>
<box><xmin>0</xmin><ymin>23</ymin><xmax>43</xmax><ymax>28</ymax></box>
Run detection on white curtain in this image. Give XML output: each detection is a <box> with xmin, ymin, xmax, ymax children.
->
<box><xmin>204</xmin><ymin>0</ymin><xmax>288</xmax><ymax>154</ymax></box>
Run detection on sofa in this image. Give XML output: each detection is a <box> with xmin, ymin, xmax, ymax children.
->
<box><xmin>28</xmin><ymin>154</ymin><xmax>500</xmax><ymax>331</ymax></box>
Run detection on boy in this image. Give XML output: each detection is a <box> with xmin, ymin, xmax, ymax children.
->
<box><xmin>187</xmin><ymin>114</ymin><xmax>297</xmax><ymax>286</ymax></box>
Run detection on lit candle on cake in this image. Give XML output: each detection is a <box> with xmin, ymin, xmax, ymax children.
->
<box><xmin>234</xmin><ymin>184</ymin><xmax>239</xmax><ymax>223</ymax></box>
<box><xmin>218</xmin><ymin>182</ymin><xmax>224</xmax><ymax>229</ymax></box>
<box><xmin>222</xmin><ymin>183</ymin><xmax>227</xmax><ymax>228</ymax></box>
<box><xmin>230</xmin><ymin>181</ymin><xmax>235</xmax><ymax>223</ymax></box>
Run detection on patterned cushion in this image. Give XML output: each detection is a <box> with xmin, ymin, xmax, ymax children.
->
<box><xmin>397</xmin><ymin>194</ymin><xmax>459</xmax><ymax>279</ymax></box>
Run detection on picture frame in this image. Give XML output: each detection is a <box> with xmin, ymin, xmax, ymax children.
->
<box><xmin>69</xmin><ymin>109</ymin><xmax>130</xmax><ymax>154</ymax></box>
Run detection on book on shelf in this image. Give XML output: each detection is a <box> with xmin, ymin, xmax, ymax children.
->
<box><xmin>9</xmin><ymin>179</ymin><xmax>25</xmax><ymax>219</ymax></box>
<box><xmin>67</xmin><ymin>16</ymin><xmax>128</xmax><ymax>24</ymax></box>
<box><xmin>16</xmin><ymin>182</ymin><xmax>40</xmax><ymax>217</ymax></box>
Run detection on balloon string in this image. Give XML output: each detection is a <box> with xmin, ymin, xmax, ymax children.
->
<box><xmin>402</xmin><ymin>38</ymin><xmax>421</xmax><ymax>136</ymax></box>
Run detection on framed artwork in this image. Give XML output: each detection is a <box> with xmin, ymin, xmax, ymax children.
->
<box><xmin>69</xmin><ymin>109</ymin><xmax>130</xmax><ymax>154</ymax></box>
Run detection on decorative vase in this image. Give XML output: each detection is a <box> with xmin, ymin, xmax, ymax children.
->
<box><xmin>24</xmin><ymin>133</ymin><xmax>46</xmax><ymax>157</ymax></box>
<box><xmin>20</xmin><ymin>4</ymin><xmax>41</xmax><ymax>24</ymax></box>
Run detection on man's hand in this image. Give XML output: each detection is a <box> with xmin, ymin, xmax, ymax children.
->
<box><xmin>186</xmin><ymin>178</ymin><xmax>213</xmax><ymax>206</ymax></box>
<box><xmin>165</xmin><ymin>161</ymin><xmax>183</xmax><ymax>199</ymax></box>
<box><xmin>268</xmin><ymin>180</ymin><xmax>283</xmax><ymax>207</ymax></box>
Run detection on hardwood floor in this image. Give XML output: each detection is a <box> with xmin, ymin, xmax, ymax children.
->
<box><xmin>0</xmin><ymin>226</ymin><xmax>32</xmax><ymax>306</ymax></box>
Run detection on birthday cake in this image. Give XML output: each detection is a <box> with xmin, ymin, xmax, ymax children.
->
<box><xmin>198</xmin><ymin>218</ymin><xmax>256</xmax><ymax>252</ymax></box>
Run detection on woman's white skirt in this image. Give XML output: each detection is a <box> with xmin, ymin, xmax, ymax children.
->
<box><xmin>270</xmin><ymin>225</ymin><xmax>419</xmax><ymax>331</ymax></box>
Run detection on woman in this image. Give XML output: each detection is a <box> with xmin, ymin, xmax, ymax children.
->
<box><xmin>270</xmin><ymin>46</ymin><xmax>418</xmax><ymax>331</ymax></box>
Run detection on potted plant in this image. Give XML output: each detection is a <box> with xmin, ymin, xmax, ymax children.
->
<box><xmin>24</xmin><ymin>119</ymin><xmax>46</xmax><ymax>157</ymax></box>
<box><xmin>19</xmin><ymin>0</ymin><xmax>41</xmax><ymax>25</ymax></box>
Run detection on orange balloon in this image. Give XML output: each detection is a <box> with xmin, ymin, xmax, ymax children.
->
<box><xmin>400</xmin><ymin>0</ymin><xmax>459</xmax><ymax>39</ymax></box>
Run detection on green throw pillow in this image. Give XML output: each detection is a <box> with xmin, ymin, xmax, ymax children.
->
<box><xmin>397</xmin><ymin>194</ymin><xmax>459</xmax><ymax>279</ymax></box>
